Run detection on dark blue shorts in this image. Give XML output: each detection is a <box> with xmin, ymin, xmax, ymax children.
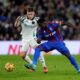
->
<box><xmin>39</xmin><ymin>41</ymin><xmax>70</xmax><ymax>55</ymax></box>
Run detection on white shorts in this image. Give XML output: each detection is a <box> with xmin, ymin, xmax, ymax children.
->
<box><xmin>20</xmin><ymin>37</ymin><xmax>38</xmax><ymax>53</ymax></box>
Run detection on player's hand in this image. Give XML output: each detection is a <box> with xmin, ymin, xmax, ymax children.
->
<box><xmin>16</xmin><ymin>16</ymin><xmax>21</xmax><ymax>21</ymax></box>
<box><xmin>37</xmin><ymin>38</ymin><xmax>41</xmax><ymax>44</ymax></box>
<box><xmin>15</xmin><ymin>16</ymin><xmax>21</xmax><ymax>27</ymax></box>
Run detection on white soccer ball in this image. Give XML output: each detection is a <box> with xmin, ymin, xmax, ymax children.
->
<box><xmin>5</xmin><ymin>62</ymin><xmax>15</xmax><ymax>72</ymax></box>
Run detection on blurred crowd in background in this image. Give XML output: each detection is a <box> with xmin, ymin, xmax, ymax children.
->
<box><xmin>0</xmin><ymin>0</ymin><xmax>80</xmax><ymax>40</ymax></box>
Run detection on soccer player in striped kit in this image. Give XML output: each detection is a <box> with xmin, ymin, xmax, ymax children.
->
<box><xmin>27</xmin><ymin>18</ymin><xmax>80</xmax><ymax>73</ymax></box>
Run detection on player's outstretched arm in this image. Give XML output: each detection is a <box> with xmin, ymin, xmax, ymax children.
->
<box><xmin>14</xmin><ymin>16</ymin><xmax>21</xmax><ymax>27</ymax></box>
<box><xmin>62</xmin><ymin>21</ymin><xmax>75</xmax><ymax>28</ymax></box>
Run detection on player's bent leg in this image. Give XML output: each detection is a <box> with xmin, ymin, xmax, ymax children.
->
<box><xmin>57</xmin><ymin>43</ymin><xmax>80</xmax><ymax>73</ymax></box>
<box><xmin>24</xmin><ymin>54</ymin><xmax>32</xmax><ymax>64</ymax></box>
<box><xmin>30</xmin><ymin>39</ymin><xmax>48</xmax><ymax>72</ymax></box>
<box><xmin>20</xmin><ymin>51</ymin><xmax>32</xmax><ymax>64</ymax></box>
<box><xmin>27</xmin><ymin>42</ymin><xmax>54</xmax><ymax>71</ymax></box>
<box><xmin>20</xmin><ymin>51</ymin><xmax>26</xmax><ymax>59</ymax></box>
<box><xmin>26</xmin><ymin>47</ymin><xmax>41</xmax><ymax>71</ymax></box>
<box><xmin>21</xmin><ymin>51</ymin><xmax>33</xmax><ymax>71</ymax></box>
<box><xmin>39</xmin><ymin>52</ymin><xmax>48</xmax><ymax>73</ymax></box>
<box><xmin>64</xmin><ymin>52</ymin><xmax>80</xmax><ymax>73</ymax></box>
<box><xmin>39</xmin><ymin>52</ymin><xmax>46</xmax><ymax>67</ymax></box>
<box><xmin>21</xmin><ymin>39</ymin><xmax>33</xmax><ymax>64</ymax></box>
<box><xmin>20</xmin><ymin>51</ymin><xmax>32</xmax><ymax>69</ymax></box>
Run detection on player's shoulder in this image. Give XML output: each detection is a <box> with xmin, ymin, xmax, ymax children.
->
<box><xmin>22</xmin><ymin>15</ymin><xmax>27</xmax><ymax>19</ymax></box>
<box><xmin>48</xmin><ymin>20</ymin><xmax>60</xmax><ymax>28</ymax></box>
<box><xmin>34</xmin><ymin>17</ymin><xmax>40</xmax><ymax>21</ymax></box>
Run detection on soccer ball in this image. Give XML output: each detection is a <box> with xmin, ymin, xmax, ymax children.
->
<box><xmin>5</xmin><ymin>62</ymin><xmax>15</xmax><ymax>72</ymax></box>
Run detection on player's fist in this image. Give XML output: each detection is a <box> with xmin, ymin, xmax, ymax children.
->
<box><xmin>37</xmin><ymin>38</ymin><xmax>41</xmax><ymax>44</ymax></box>
<box><xmin>15</xmin><ymin>16</ymin><xmax>21</xmax><ymax>27</ymax></box>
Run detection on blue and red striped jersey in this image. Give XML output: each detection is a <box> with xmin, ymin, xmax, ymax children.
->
<box><xmin>37</xmin><ymin>21</ymin><xmax>63</xmax><ymax>42</ymax></box>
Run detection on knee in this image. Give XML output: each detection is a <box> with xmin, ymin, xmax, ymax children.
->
<box><xmin>64</xmin><ymin>53</ymin><xmax>71</xmax><ymax>58</ymax></box>
<box><xmin>20</xmin><ymin>52</ymin><xmax>26</xmax><ymax>59</ymax></box>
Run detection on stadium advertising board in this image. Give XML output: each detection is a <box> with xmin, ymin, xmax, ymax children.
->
<box><xmin>0</xmin><ymin>41</ymin><xmax>80</xmax><ymax>55</ymax></box>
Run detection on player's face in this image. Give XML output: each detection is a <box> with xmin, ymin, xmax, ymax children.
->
<box><xmin>39</xmin><ymin>21</ymin><xmax>47</xmax><ymax>29</ymax></box>
<box><xmin>41</xmin><ymin>21</ymin><xmax>48</xmax><ymax>28</ymax></box>
<box><xmin>27</xmin><ymin>11</ymin><xmax>35</xmax><ymax>20</ymax></box>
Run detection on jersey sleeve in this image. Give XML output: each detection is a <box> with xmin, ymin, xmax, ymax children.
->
<box><xmin>34</xmin><ymin>17</ymin><xmax>40</xmax><ymax>21</ymax></box>
<box><xmin>19</xmin><ymin>15</ymin><xmax>26</xmax><ymax>23</ymax></box>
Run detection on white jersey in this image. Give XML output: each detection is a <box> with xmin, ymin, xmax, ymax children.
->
<box><xmin>20</xmin><ymin>15</ymin><xmax>39</xmax><ymax>39</ymax></box>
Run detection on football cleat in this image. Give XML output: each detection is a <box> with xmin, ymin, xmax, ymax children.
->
<box><xmin>24</xmin><ymin>64</ymin><xmax>31</xmax><ymax>69</ymax></box>
<box><xmin>78</xmin><ymin>69</ymin><xmax>80</xmax><ymax>73</ymax></box>
<box><xmin>24</xmin><ymin>64</ymin><xmax>36</xmax><ymax>71</ymax></box>
<box><xmin>43</xmin><ymin>67</ymin><xmax>48</xmax><ymax>73</ymax></box>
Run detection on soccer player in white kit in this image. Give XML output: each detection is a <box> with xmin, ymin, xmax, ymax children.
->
<box><xmin>15</xmin><ymin>7</ymin><xmax>48</xmax><ymax>73</ymax></box>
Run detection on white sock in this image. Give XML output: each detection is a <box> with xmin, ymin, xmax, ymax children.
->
<box><xmin>24</xmin><ymin>55</ymin><xmax>32</xmax><ymax>64</ymax></box>
<box><xmin>24</xmin><ymin>46</ymin><xmax>33</xmax><ymax>64</ymax></box>
<box><xmin>39</xmin><ymin>51</ymin><xmax>47</xmax><ymax>68</ymax></box>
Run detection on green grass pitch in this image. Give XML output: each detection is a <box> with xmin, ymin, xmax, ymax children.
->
<box><xmin>0</xmin><ymin>55</ymin><xmax>80</xmax><ymax>80</ymax></box>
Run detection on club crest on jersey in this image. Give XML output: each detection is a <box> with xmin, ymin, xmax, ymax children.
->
<box><xmin>45</xmin><ymin>31</ymin><xmax>56</xmax><ymax>37</ymax></box>
<box><xmin>50</xmin><ymin>27</ymin><xmax>53</xmax><ymax>31</ymax></box>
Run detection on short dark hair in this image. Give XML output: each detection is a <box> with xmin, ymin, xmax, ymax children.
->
<box><xmin>27</xmin><ymin>7</ymin><xmax>35</xmax><ymax>12</ymax></box>
<box><xmin>37</xmin><ymin>18</ymin><xmax>46</xmax><ymax>24</ymax></box>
